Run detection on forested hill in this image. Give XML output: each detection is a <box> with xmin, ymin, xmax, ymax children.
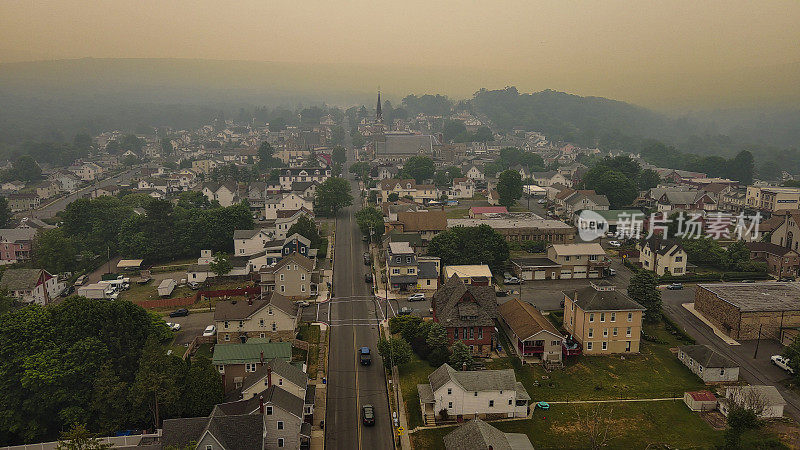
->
<box><xmin>471</xmin><ymin>87</ymin><xmax>800</xmax><ymax>180</ymax></box>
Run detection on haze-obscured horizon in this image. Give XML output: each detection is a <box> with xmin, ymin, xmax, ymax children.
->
<box><xmin>1</xmin><ymin>0</ymin><xmax>799</xmax><ymax>111</ymax></box>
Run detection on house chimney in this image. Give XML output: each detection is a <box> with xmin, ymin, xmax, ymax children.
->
<box><xmin>267</xmin><ymin>366</ymin><xmax>272</xmax><ymax>387</ymax></box>
<box><xmin>259</xmin><ymin>395</ymin><xmax>264</xmax><ymax>414</ymax></box>
<box><xmin>260</xmin><ymin>351</ymin><xmax>264</xmax><ymax>364</ymax></box>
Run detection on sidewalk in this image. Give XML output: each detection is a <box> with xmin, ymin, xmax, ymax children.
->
<box><xmin>381</xmin><ymin>319</ymin><xmax>411</xmax><ymax>449</ymax></box>
<box><xmin>310</xmin><ymin>322</ymin><xmax>329</xmax><ymax>450</ymax></box>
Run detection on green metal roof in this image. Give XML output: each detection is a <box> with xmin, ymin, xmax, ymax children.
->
<box><xmin>211</xmin><ymin>340</ymin><xmax>292</xmax><ymax>365</ymax></box>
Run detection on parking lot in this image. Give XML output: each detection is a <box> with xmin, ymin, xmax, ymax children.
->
<box><xmin>165</xmin><ymin>311</ymin><xmax>214</xmax><ymax>345</ymax></box>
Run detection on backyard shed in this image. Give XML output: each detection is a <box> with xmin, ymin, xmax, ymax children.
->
<box><xmin>684</xmin><ymin>390</ymin><xmax>717</xmax><ymax>411</ymax></box>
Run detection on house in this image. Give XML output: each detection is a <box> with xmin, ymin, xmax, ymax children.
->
<box><xmin>546</xmin><ymin>243</ymin><xmax>610</xmax><ymax>279</ymax></box>
<box><xmin>383</xmin><ymin>231</ymin><xmax>424</xmax><ymax>255</ymax></box>
<box><xmin>191</xmin><ymin>159</ymin><xmax>219</xmax><ymax>174</ymax></box>
<box><xmin>417</xmin><ymin>363</ymin><xmax>529</xmax><ymax>425</ymax></box>
<box><xmin>212</xmin><ymin>339</ymin><xmax>292</xmax><ymax>392</ymax></box>
<box><xmin>378</xmin><ymin>179</ymin><xmax>438</xmax><ymax>204</ymax></box>
<box><xmin>416</xmin><ymin>257</ymin><xmax>441</xmax><ymax>291</ymax></box>
<box><xmin>161</xmin><ymin>414</ymin><xmax>266</xmax><ymax>450</ymax></box>
<box><xmin>447</xmin><ymin>216</ymin><xmax>575</xmax><ymax>245</ymax></box>
<box><xmin>464</xmin><ymin>165</ymin><xmax>485</xmax><ymax>181</ymax></box>
<box><xmin>657</xmin><ymin>190</ymin><xmax>716</xmax><ymax>212</ymax></box>
<box><xmin>563</xmin><ymin>190</ymin><xmax>610</xmax><ymax>214</ymax></box>
<box><xmin>372</xmin><ymin>132</ymin><xmax>440</xmax><ymax>163</ymax></box>
<box><xmin>677</xmin><ymin>345</ymin><xmax>739</xmax><ymax>383</ymax></box>
<box><xmin>684</xmin><ymin>391</ymin><xmax>718</xmax><ymax>412</ymax></box>
<box><xmin>745</xmin><ymin>186</ymin><xmax>800</xmax><ymax>214</ymax></box>
<box><xmin>211</xmin><ymin>385</ymin><xmax>311</xmax><ymax>449</ymax></box>
<box><xmin>6</xmin><ymin>193</ymin><xmax>40</xmax><ymax>212</ymax></box>
<box><xmin>447</xmin><ymin>178</ymin><xmax>475</xmax><ymax>200</ymax></box>
<box><xmin>442</xmin><ymin>265</ymin><xmax>493</xmax><ymax>285</ymax></box>
<box><xmin>390</xmin><ymin>210</ymin><xmax>448</xmax><ymax>245</ymax></box>
<box><xmin>259</xmin><ymin>253</ymin><xmax>316</xmax><ymax>298</ymax></box>
<box><xmin>746</xmin><ymin>241</ymin><xmax>800</xmax><ymax>278</ymax></box>
<box><xmin>530</xmin><ymin>171</ymin><xmax>571</xmax><ymax>187</ymax></box>
<box><xmin>35</xmin><ymin>180</ymin><xmax>60</xmax><ymax>199</ymax></box>
<box><xmin>720</xmin><ymin>385</ymin><xmax>785</xmax><ymax>419</ymax></box>
<box><xmin>274</xmin><ymin>208</ymin><xmax>314</xmax><ymax>240</ymax></box>
<box><xmin>202</xmin><ymin>182</ymin><xmax>239</xmax><ymax>207</ymax></box>
<box><xmin>432</xmin><ymin>275</ymin><xmax>498</xmax><ymax>356</ymax></box>
<box><xmin>290</xmin><ymin>181</ymin><xmax>318</xmax><ymax>199</ymax></box>
<box><xmin>234</xmin><ymin>229</ymin><xmax>272</xmax><ymax>256</ymax></box>
<box><xmin>215</xmin><ymin>294</ymin><xmax>299</xmax><ymax>344</ymax></box>
<box><xmin>264</xmin><ymin>193</ymin><xmax>313</xmax><ymax>221</ymax></box>
<box><xmin>187</xmin><ymin>263</ymin><xmax>215</xmax><ymax>283</ymax></box>
<box><xmin>442</xmin><ymin>419</ymin><xmax>534</xmax><ymax>450</ymax></box>
<box><xmin>0</xmin><ymin>268</ymin><xmax>60</xmax><ymax>305</ymax></box>
<box><xmin>53</xmin><ymin>171</ymin><xmax>81</xmax><ymax>192</ymax></box>
<box><xmin>498</xmin><ymin>298</ymin><xmax>564</xmax><ymax>364</ymax></box>
<box><xmin>468</xmin><ymin>206</ymin><xmax>508</xmax><ymax>218</ymax></box>
<box><xmin>278</xmin><ymin>167</ymin><xmax>331</xmax><ymax>190</ymax></box>
<box><xmin>636</xmin><ymin>236</ymin><xmax>687</xmax><ymax>276</ymax></box>
<box><xmin>239</xmin><ymin>358</ymin><xmax>309</xmax><ymax>403</ymax></box>
<box><xmin>71</xmin><ymin>162</ymin><xmax>103</xmax><ymax>181</ymax></box>
<box><xmin>487</xmin><ymin>189</ymin><xmax>500</xmax><ymax>206</ymax></box>
<box><xmin>562</xmin><ymin>281</ymin><xmax>646</xmax><ymax>354</ymax></box>
<box><xmin>386</xmin><ymin>241</ymin><xmax>418</xmax><ymax>291</ymax></box>
<box><xmin>0</xmin><ymin>228</ymin><xmax>36</xmax><ymax>264</ymax></box>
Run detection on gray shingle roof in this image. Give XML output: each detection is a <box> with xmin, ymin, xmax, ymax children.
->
<box><xmin>214</xmin><ymin>293</ymin><xmax>297</xmax><ymax>321</ymax></box>
<box><xmin>679</xmin><ymin>345</ymin><xmax>738</xmax><ymax>369</ymax></box>
<box><xmin>429</xmin><ymin>363</ymin><xmax>522</xmax><ymax>394</ymax></box>
<box><xmin>162</xmin><ymin>414</ymin><xmax>264</xmax><ymax>450</ymax></box>
<box><xmin>432</xmin><ymin>275</ymin><xmax>497</xmax><ymax>328</ymax></box>
<box><xmin>233</xmin><ymin>229</ymin><xmax>262</xmax><ymax>239</ymax></box>
<box><xmin>443</xmin><ymin>419</ymin><xmax>533</xmax><ymax>450</ymax></box>
<box><xmin>241</xmin><ymin>358</ymin><xmax>308</xmax><ymax>392</ymax></box>
<box><xmin>0</xmin><ymin>269</ymin><xmax>44</xmax><ymax>291</ymax></box>
<box><xmin>563</xmin><ymin>284</ymin><xmax>645</xmax><ymax>312</ymax></box>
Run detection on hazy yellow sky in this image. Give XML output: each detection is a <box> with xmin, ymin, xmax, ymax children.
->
<box><xmin>1</xmin><ymin>0</ymin><xmax>799</xmax><ymax>108</ymax></box>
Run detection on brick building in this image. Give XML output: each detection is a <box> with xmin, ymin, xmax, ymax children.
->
<box><xmin>746</xmin><ymin>241</ymin><xmax>800</xmax><ymax>278</ymax></box>
<box><xmin>431</xmin><ymin>274</ymin><xmax>497</xmax><ymax>356</ymax></box>
<box><xmin>694</xmin><ymin>283</ymin><xmax>800</xmax><ymax>340</ymax></box>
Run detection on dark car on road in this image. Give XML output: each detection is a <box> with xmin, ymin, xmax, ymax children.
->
<box><xmin>362</xmin><ymin>404</ymin><xmax>375</xmax><ymax>426</ymax></box>
<box><xmin>359</xmin><ymin>347</ymin><xmax>371</xmax><ymax>366</ymax></box>
<box><xmin>363</xmin><ymin>252</ymin><xmax>371</xmax><ymax>265</ymax></box>
<box><xmin>667</xmin><ymin>283</ymin><xmax>683</xmax><ymax>290</ymax></box>
<box><xmin>365</xmin><ymin>273</ymin><xmax>373</xmax><ymax>283</ymax></box>
<box><xmin>169</xmin><ymin>308</ymin><xmax>189</xmax><ymax>317</ymax></box>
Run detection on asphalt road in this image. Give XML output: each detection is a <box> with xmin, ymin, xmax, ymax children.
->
<box><xmin>25</xmin><ymin>168</ymin><xmax>138</xmax><ymax>219</ymax></box>
<box><xmin>167</xmin><ymin>311</ymin><xmax>215</xmax><ymax>345</ymax></box>
<box><xmin>325</xmin><ymin>139</ymin><xmax>394</xmax><ymax>449</ymax></box>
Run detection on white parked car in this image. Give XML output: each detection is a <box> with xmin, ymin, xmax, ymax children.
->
<box><xmin>771</xmin><ymin>355</ymin><xmax>795</xmax><ymax>374</ymax></box>
<box><xmin>608</xmin><ymin>240</ymin><xmax>621</xmax><ymax>247</ymax></box>
<box><xmin>296</xmin><ymin>300</ymin><xmax>310</xmax><ymax>308</ymax></box>
<box><xmin>408</xmin><ymin>293</ymin><xmax>426</xmax><ymax>302</ymax></box>
<box><xmin>504</xmin><ymin>276</ymin><xmax>522</xmax><ymax>285</ymax></box>
<box><xmin>202</xmin><ymin>325</ymin><xmax>217</xmax><ymax>337</ymax></box>
<box><xmin>165</xmin><ymin>322</ymin><xmax>181</xmax><ymax>332</ymax></box>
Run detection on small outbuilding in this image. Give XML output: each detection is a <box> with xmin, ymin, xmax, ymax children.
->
<box><xmin>677</xmin><ymin>344</ymin><xmax>739</xmax><ymax>383</ymax></box>
<box><xmin>117</xmin><ymin>259</ymin><xmax>144</xmax><ymax>271</ymax></box>
<box><xmin>720</xmin><ymin>385</ymin><xmax>786</xmax><ymax>419</ymax></box>
<box><xmin>684</xmin><ymin>390</ymin><xmax>717</xmax><ymax>412</ymax></box>
<box><xmin>158</xmin><ymin>279</ymin><xmax>177</xmax><ymax>297</ymax></box>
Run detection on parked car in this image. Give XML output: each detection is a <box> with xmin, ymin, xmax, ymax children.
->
<box><xmin>365</xmin><ymin>273</ymin><xmax>373</xmax><ymax>283</ymax></box>
<box><xmin>74</xmin><ymin>275</ymin><xmax>87</xmax><ymax>286</ymax></box>
<box><xmin>607</xmin><ymin>268</ymin><xmax>617</xmax><ymax>276</ymax></box>
<box><xmin>165</xmin><ymin>322</ymin><xmax>181</xmax><ymax>332</ymax></box>
<box><xmin>188</xmin><ymin>281</ymin><xmax>202</xmax><ymax>290</ymax></box>
<box><xmin>202</xmin><ymin>325</ymin><xmax>217</xmax><ymax>337</ymax></box>
<box><xmin>608</xmin><ymin>240</ymin><xmax>621</xmax><ymax>247</ymax></box>
<box><xmin>408</xmin><ymin>293</ymin><xmax>425</xmax><ymax>302</ymax></box>
<box><xmin>169</xmin><ymin>308</ymin><xmax>189</xmax><ymax>317</ymax></box>
<box><xmin>537</xmin><ymin>199</ymin><xmax>547</xmax><ymax>204</ymax></box>
<box><xmin>666</xmin><ymin>283</ymin><xmax>683</xmax><ymax>290</ymax></box>
<box><xmin>398</xmin><ymin>307</ymin><xmax>413</xmax><ymax>316</ymax></box>
<box><xmin>296</xmin><ymin>300</ymin><xmax>310</xmax><ymax>308</ymax></box>
<box><xmin>771</xmin><ymin>355</ymin><xmax>795</xmax><ymax>374</ymax></box>
<box><xmin>504</xmin><ymin>276</ymin><xmax>521</xmax><ymax>285</ymax></box>
<box><xmin>363</xmin><ymin>252</ymin><xmax>371</xmax><ymax>265</ymax></box>
<box><xmin>362</xmin><ymin>404</ymin><xmax>375</xmax><ymax>426</ymax></box>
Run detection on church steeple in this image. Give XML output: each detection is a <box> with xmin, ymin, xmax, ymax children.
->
<box><xmin>376</xmin><ymin>90</ymin><xmax>383</xmax><ymax>123</ymax></box>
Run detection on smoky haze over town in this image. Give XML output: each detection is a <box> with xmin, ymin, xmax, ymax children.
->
<box><xmin>1</xmin><ymin>1</ymin><xmax>800</xmax><ymax>450</ymax></box>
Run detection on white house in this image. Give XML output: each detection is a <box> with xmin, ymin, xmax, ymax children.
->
<box><xmin>0</xmin><ymin>268</ymin><xmax>61</xmax><ymax>305</ymax></box>
<box><xmin>464</xmin><ymin>165</ymin><xmax>485</xmax><ymax>181</ymax></box>
<box><xmin>720</xmin><ymin>385</ymin><xmax>785</xmax><ymax>419</ymax></box>
<box><xmin>417</xmin><ymin>363</ymin><xmax>530</xmax><ymax>425</ymax></box>
<box><xmin>233</xmin><ymin>229</ymin><xmax>272</xmax><ymax>256</ymax></box>
<box><xmin>677</xmin><ymin>345</ymin><xmax>739</xmax><ymax>384</ymax></box>
<box><xmin>202</xmin><ymin>182</ymin><xmax>239</xmax><ymax>207</ymax></box>
<box><xmin>447</xmin><ymin>178</ymin><xmax>475</xmax><ymax>200</ymax></box>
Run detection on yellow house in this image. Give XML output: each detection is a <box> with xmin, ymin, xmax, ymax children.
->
<box><xmin>562</xmin><ymin>281</ymin><xmax>645</xmax><ymax>354</ymax></box>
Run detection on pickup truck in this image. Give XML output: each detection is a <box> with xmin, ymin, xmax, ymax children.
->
<box><xmin>359</xmin><ymin>347</ymin><xmax>371</xmax><ymax>366</ymax></box>
<box><xmin>771</xmin><ymin>355</ymin><xmax>795</xmax><ymax>374</ymax></box>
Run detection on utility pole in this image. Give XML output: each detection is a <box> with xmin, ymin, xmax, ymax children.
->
<box><xmin>753</xmin><ymin>324</ymin><xmax>763</xmax><ymax>359</ymax></box>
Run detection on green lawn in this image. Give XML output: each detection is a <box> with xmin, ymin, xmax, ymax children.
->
<box><xmin>193</xmin><ymin>343</ymin><xmax>213</xmax><ymax>360</ymax></box>
<box><xmin>297</xmin><ymin>323</ymin><xmax>321</xmax><ymax>379</ymax></box>
<box><xmin>410</xmin><ymin>401</ymin><xmax>724</xmax><ymax>449</ymax></box>
<box><xmin>398</xmin><ymin>352</ymin><xmax>436</xmax><ymax>429</ymax></box>
<box><xmin>445</xmin><ymin>208</ymin><xmax>469</xmax><ymax>218</ymax></box>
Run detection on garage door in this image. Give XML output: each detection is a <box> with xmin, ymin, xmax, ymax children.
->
<box><xmin>521</xmin><ymin>270</ymin><xmax>533</xmax><ymax>281</ymax></box>
<box><xmin>560</xmin><ymin>270</ymin><xmax>572</xmax><ymax>279</ymax></box>
<box><xmin>534</xmin><ymin>270</ymin><xmax>546</xmax><ymax>280</ymax></box>
<box><xmin>573</xmin><ymin>267</ymin><xmax>587</xmax><ymax>279</ymax></box>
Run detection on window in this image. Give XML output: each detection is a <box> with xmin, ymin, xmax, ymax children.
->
<box><xmin>301</xmin><ymin>284</ymin><xmax>306</xmax><ymax>292</ymax></box>
<box><xmin>224</xmin><ymin>334</ymin><xmax>230</xmax><ymax>342</ymax></box>
<box><xmin>277</xmin><ymin>421</ymin><xmax>284</xmax><ymax>430</ymax></box>
<box><xmin>600</xmin><ymin>313</ymin><xmax>605</xmax><ymax>322</ymax></box>
<box><xmin>260</xmin><ymin>332</ymin><xmax>265</xmax><ymax>338</ymax></box>
<box><xmin>675</xmin><ymin>256</ymin><xmax>683</xmax><ymax>262</ymax></box>
<box><xmin>478</xmin><ymin>328</ymin><xmax>483</xmax><ymax>339</ymax></box>
<box><xmin>245</xmin><ymin>363</ymin><xmax>257</xmax><ymax>372</ymax></box>
<box><xmin>613</xmin><ymin>327</ymin><xmax>618</xmax><ymax>336</ymax></box>
<box><xmin>603</xmin><ymin>329</ymin><xmax>608</xmax><ymax>337</ymax></box>
<box><xmin>448</xmin><ymin>401</ymin><xmax>453</xmax><ymax>408</ymax></box>
<box><xmin>217</xmin><ymin>365</ymin><xmax>224</xmax><ymax>373</ymax></box>
<box><xmin>272</xmin><ymin>323</ymin><xmax>277</xmax><ymax>331</ymax></box>
<box><xmin>206</xmin><ymin>445</ymin><xmax>212</xmax><ymax>450</ymax></box>
<box><xmin>393</xmin><ymin>268</ymin><xmax>400</xmax><ymax>274</ymax></box>
<box><xmin>224</xmin><ymin>321</ymin><xmax>229</xmax><ymax>329</ymax></box>
<box><xmin>489</xmin><ymin>400</ymin><xmax>494</xmax><ymax>407</ymax></box>
<box><xmin>570</xmin><ymin>317</ymin><xmax>573</xmax><ymax>326</ymax></box>
<box><xmin>260</xmin><ymin>319</ymin><xmax>264</xmax><ymax>326</ymax></box>
<box><xmin>589</xmin><ymin>313</ymin><xmax>595</xmax><ymax>322</ymax></box>
<box><xmin>408</xmin><ymin>268</ymin><xmax>415</xmax><ymax>274</ymax></box>
<box><xmin>474</xmin><ymin>392</ymin><xmax>478</xmax><ymax>397</ymax></box>
<box><xmin>280</xmin><ymin>274</ymin><xmax>284</xmax><ymax>281</ymax></box>
<box><xmin>454</xmin><ymin>329</ymin><xmax>458</xmax><ymax>339</ymax></box>
<box><xmin>277</xmin><ymin>438</ymin><xmax>284</xmax><ymax>448</ymax></box>
<box><xmin>280</xmin><ymin>285</ymin><xmax>285</xmax><ymax>293</ymax></box>
<box><xmin>720</xmin><ymin>368</ymin><xmax>725</xmax><ymax>376</ymax></box>
<box><xmin>626</xmin><ymin>327</ymin><xmax>631</xmax><ymax>337</ymax></box>
<box><xmin>406</xmin><ymin>256</ymin><xmax>412</xmax><ymax>264</ymax></box>
<box><xmin>699</xmin><ymin>365</ymin><xmax>703</xmax><ymax>373</ymax></box>
<box><xmin>602</xmin><ymin>341</ymin><xmax>607</xmax><ymax>350</ymax></box>
<box><xmin>565</xmin><ymin>256</ymin><xmax>570</xmax><ymax>262</ymax></box>
<box><xmin>301</xmin><ymin>273</ymin><xmax>306</xmax><ymax>280</ymax></box>
<box><xmin>238</xmin><ymin>321</ymin><xmax>243</xmax><ymax>328</ymax></box>
<box><xmin>463</xmin><ymin>328</ymin><xmax>468</xmax><ymax>339</ymax></box>
<box><xmin>610</xmin><ymin>312</ymin><xmax>616</xmax><ymax>322</ymax></box>
<box><xmin>627</xmin><ymin>312</ymin><xmax>633</xmax><ymax>322</ymax></box>
<box><xmin>469</xmin><ymin>328</ymin><xmax>474</xmax><ymax>339</ymax></box>
<box><xmin>587</xmin><ymin>342</ymin><xmax>593</xmax><ymax>350</ymax></box>
<box><xmin>278</xmin><ymin>378</ymin><xmax>283</xmax><ymax>386</ymax></box>
<box><xmin>509</xmin><ymin>399</ymin><xmax>513</xmax><ymax>405</ymax></box>
<box><xmin>447</xmin><ymin>388</ymin><xmax>452</xmax><ymax>395</ymax></box>
<box><xmin>588</xmin><ymin>328</ymin><xmax>593</xmax><ymax>338</ymax></box>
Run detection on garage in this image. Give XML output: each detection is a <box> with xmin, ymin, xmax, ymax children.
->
<box><xmin>534</xmin><ymin>270</ymin><xmax>546</xmax><ymax>280</ymax></box>
<box><xmin>560</xmin><ymin>270</ymin><xmax>572</xmax><ymax>279</ymax></box>
<box><xmin>510</xmin><ymin>257</ymin><xmax>561</xmax><ymax>283</ymax></box>
<box><xmin>573</xmin><ymin>266</ymin><xmax>588</xmax><ymax>279</ymax></box>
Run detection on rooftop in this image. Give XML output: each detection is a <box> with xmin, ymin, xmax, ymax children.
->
<box><xmin>698</xmin><ymin>282</ymin><xmax>800</xmax><ymax>312</ymax></box>
<box><xmin>211</xmin><ymin>340</ymin><xmax>292</xmax><ymax>365</ymax></box>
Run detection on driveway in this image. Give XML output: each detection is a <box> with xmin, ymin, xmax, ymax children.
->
<box><xmin>166</xmin><ymin>311</ymin><xmax>215</xmax><ymax>345</ymax></box>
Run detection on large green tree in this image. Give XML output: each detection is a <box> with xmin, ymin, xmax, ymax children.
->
<box><xmin>399</xmin><ymin>156</ymin><xmax>435</xmax><ymax>183</ymax></box>
<box><xmin>0</xmin><ymin>197</ymin><xmax>10</xmax><ymax>227</ymax></box>
<box><xmin>331</xmin><ymin>146</ymin><xmax>346</xmax><ymax>165</ymax></box>
<box><xmin>497</xmin><ymin>169</ymin><xmax>523</xmax><ymax>207</ymax></box>
<box><xmin>355</xmin><ymin>207</ymin><xmax>384</xmax><ymax>242</ymax></box>
<box><xmin>32</xmin><ymin>228</ymin><xmax>78</xmax><ymax>275</ymax></box>
<box><xmin>627</xmin><ymin>271</ymin><xmax>662</xmax><ymax>323</ymax></box>
<box><xmin>286</xmin><ymin>215</ymin><xmax>323</xmax><ymax>248</ymax></box>
<box><xmin>314</xmin><ymin>177</ymin><xmax>353</xmax><ymax>217</ymax></box>
<box><xmin>449</xmin><ymin>341</ymin><xmax>474</xmax><ymax>370</ymax></box>
<box><xmin>182</xmin><ymin>357</ymin><xmax>223</xmax><ymax>417</ymax></box>
<box><xmin>209</xmin><ymin>252</ymin><xmax>233</xmax><ymax>277</ymax></box>
<box><xmin>581</xmin><ymin>167</ymin><xmax>638</xmax><ymax>209</ymax></box>
<box><xmin>129</xmin><ymin>337</ymin><xmax>186</xmax><ymax>429</ymax></box>
<box><xmin>13</xmin><ymin>155</ymin><xmax>42</xmax><ymax>182</ymax></box>
<box><xmin>377</xmin><ymin>337</ymin><xmax>412</xmax><ymax>369</ymax></box>
<box><xmin>427</xmin><ymin>224</ymin><xmax>509</xmax><ymax>275</ymax></box>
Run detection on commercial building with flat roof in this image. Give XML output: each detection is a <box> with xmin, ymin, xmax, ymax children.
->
<box><xmin>447</xmin><ymin>215</ymin><xmax>574</xmax><ymax>244</ymax></box>
<box><xmin>694</xmin><ymin>282</ymin><xmax>800</xmax><ymax>340</ymax></box>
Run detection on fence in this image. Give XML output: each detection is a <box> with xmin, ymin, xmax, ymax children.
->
<box><xmin>135</xmin><ymin>286</ymin><xmax>262</xmax><ymax>309</ymax></box>
<box><xmin>183</xmin><ymin>334</ymin><xmax>217</xmax><ymax>360</ymax></box>
<box><xmin>136</xmin><ymin>294</ymin><xmax>199</xmax><ymax>309</ymax></box>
